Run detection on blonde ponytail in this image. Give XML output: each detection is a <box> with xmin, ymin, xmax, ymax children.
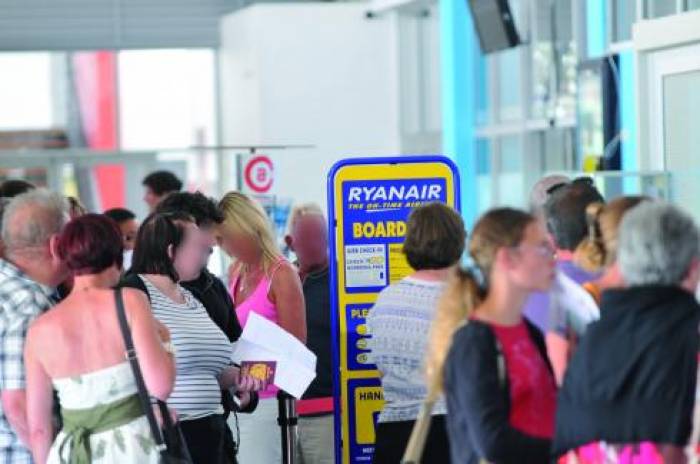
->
<box><xmin>574</xmin><ymin>197</ymin><xmax>649</xmax><ymax>273</ymax></box>
<box><xmin>425</xmin><ymin>267</ymin><xmax>484</xmax><ymax>399</ymax></box>
<box><xmin>575</xmin><ymin>202</ymin><xmax>606</xmax><ymax>272</ymax></box>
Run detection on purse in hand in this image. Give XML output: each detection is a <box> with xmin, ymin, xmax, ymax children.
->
<box><xmin>114</xmin><ymin>288</ymin><xmax>194</xmax><ymax>464</ymax></box>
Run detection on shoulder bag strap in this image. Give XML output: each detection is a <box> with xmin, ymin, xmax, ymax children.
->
<box><xmin>114</xmin><ymin>288</ymin><xmax>167</xmax><ymax>451</ymax></box>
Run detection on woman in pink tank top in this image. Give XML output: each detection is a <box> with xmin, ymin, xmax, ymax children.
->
<box><xmin>229</xmin><ymin>256</ymin><xmax>286</xmax><ymax>329</ymax></box>
<box><xmin>218</xmin><ymin>192</ymin><xmax>306</xmax><ymax>464</ymax></box>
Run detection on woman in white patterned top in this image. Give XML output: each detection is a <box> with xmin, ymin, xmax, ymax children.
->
<box><xmin>122</xmin><ymin>212</ymin><xmax>263</xmax><ymax>464</ymax></box>
<box><xmin>366</xmin><ymin>203</ymin><xmax>466</xmax><ymax>464</ymax></box>
<box><xmin>24</xmin><ymin>214</ymin><xmax>175</xmax><ymax>464</ymax></box>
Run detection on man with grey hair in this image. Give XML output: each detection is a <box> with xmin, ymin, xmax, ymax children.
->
<box><xmin>284</xmin><ymin>203</ymin><xmax>334</xmax><ymax>464</ymax></box>
<box><xmin>529</xmin><ymin>174</ymin><xmax>570</xmax><ymax>219</ymax></box>
<box><xmin>0</xmin><ymin>190</ymin><xmax>69</xmax><ymax>463</ymax></box>
<box><xmin>0</xmin><ymin>180</ymin><xmax>36</xmax><ymax>259</ymax></box>
<box><xmin>554</xmin><ymin>201</ymin><xmax>700</xmax><ymax>460</ymax></box>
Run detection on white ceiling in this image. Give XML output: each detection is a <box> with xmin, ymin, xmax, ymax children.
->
<box><xmin>0</xmin><ymin>0</ymin><xmax>251</xmax><ymax>50</ymax></box>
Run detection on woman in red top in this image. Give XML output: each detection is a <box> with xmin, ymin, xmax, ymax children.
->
<box><xmin>428</xmin><ymin>207</ymin><xmax>558</xmax><ymax>463</ymax></box>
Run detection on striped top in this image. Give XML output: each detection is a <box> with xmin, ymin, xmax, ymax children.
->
<box><xmin>139</xmin><ymin>275</ymin><xmax>233</xmax><ymax>421</ymax></box>
<box><xmin>366</xmin><ymin>277</ymin><xmax>447</xmax><ymax>423</ymax></box>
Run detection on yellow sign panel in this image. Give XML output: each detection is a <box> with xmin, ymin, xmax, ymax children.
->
<box><xmin>328</xmin><ymin>156</ymin><xmax>460</xmax><ymax>464</ymax></box>
<box><xmin>354</xmin><ymin>386</ymin><xmax>385</xmax><ymax>444</ymax></box>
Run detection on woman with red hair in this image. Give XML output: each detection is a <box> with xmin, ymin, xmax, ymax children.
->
<box><xmin>24</xmin><ymin>214</ymin><xmax>175</xmax><ymax>464</ymax></box>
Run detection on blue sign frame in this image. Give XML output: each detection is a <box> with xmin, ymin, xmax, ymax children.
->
<box><xmin>327</xmin><ymin>155</ymin><xmax>461</xmax><ymax>464</ymax></box>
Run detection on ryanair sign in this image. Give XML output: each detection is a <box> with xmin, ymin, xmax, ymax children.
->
<box><xmin>346</xmin><ymin>183</ymin><xmax>443</xmax><ymax>204</ymax></box>
<box><xmin>328</xmin><ymin>156</ymin><xmax>460</xmax><ymax>464</ymax></box>
<box><xmin>342</xmin><ymin>178</ymin><xmax>447</xmax><ymax>246</ymax></box>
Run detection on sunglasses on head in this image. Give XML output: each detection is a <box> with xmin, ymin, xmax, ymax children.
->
<box><xmin>545</xmin><ymin>177</ymin><xmax>594</xmax><ymax>196</ymax></box>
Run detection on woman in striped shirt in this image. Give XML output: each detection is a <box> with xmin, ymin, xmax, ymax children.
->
<box><xmin>122</xmin><ymin>212</ymin><xmax>262</xmax><ymax>464</ymax></box>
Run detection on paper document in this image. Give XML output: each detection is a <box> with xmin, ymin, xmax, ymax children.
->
<box><xmin>232</xmin><ymin>312</ymin><xmax>317</xmax><ymax>399</ymax></box>
<box><xmin>550</xmin><ymin>272</ymin><xmax>600</xmax><ymax>337</ymax></box>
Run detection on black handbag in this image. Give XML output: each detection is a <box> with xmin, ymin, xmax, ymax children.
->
<box><xmin>114</xmin><ymin>288</ymin><xmax>194</xmax><ymax>464</ymax></box>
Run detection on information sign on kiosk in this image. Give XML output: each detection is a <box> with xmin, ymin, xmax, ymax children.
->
<box><xmin>328</xmin><ymin>156</ymin><xmax>461</xmax><ymax>464</ymax></box>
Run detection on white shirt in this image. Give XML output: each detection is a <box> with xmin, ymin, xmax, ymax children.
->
<box><xmin>366</xmin><ymin>277</ymin><xmax>447</xmax><ymax>423</ymax></box>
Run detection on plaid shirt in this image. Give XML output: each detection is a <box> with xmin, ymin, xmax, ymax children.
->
<box><xmin>0</xmin><ymin>259</ymin><xmax>54</xmax><ymax>464</ymax></box>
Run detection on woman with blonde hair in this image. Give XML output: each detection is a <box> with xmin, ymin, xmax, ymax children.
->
<box><xmin>427</xmin><ymin>208</ymin><xmax>557</xmax><ymax>464</ymax></box>
<box><xmin>574</xmin><ymin>196</ymin><xmax>648</xmax><ymax>304</ymax></box>
<box><xmin>218</xmin><ymin>191</ymin><xmax>306</xmax><ymax>464</ymax></box>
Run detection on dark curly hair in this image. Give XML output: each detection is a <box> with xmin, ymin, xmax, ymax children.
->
<box><xmin>155</xmin><ymin>191</ymin><xmax>223</xmax><ymax>228</ymax></box>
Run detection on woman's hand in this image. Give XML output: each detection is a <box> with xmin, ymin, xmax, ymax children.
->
<box><xmin>219</xmin><ymin>366</ymin><xmax>266</xmax><ymax>392</ymax></box>
<box><xmin>236</xmin><ymin>373</ymin><xmax>265</xmax><ymax>393</ymax></box>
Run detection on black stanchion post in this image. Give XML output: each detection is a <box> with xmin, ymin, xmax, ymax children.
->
<box><xmin>277</xmin><ymin>390</ymin><xmax>298</xmax><ymax>464</ymax></box>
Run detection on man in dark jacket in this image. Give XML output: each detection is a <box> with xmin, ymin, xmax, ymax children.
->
<box><xmin>554</xmin><ymin>202</ymin><xmax>700</xmax><ymax>459</ymax></box>
<box><xmin>154</xmin><ymin>192</ymin><xmax>257</xmax><ymax>459</ymax></box>
<box><xmin>285</xmin><ymin>203</ymin><xmax>335</xmax><ymax>464</ymax></box>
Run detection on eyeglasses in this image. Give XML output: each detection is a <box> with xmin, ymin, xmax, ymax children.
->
<box><xmin>545</xmin><ymin>177</ymin><xmax>594</xmax><ymax>196</ymax></box>
<box><xmin>512</xmin><ymin>243</ymin><xmax>557</xmax><ymax>259</ymax></box>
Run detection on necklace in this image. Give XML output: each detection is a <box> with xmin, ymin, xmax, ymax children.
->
<box><xmin>239</xmin><ymin>266</ymin><xmax>263</xmax><ymax>295</ymax></box>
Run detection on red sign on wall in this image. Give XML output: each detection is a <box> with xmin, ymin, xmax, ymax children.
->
<box><xmin>244</xmin><ymin>155</ymin><xmax>274</xmax><ymax>193</ymax></box>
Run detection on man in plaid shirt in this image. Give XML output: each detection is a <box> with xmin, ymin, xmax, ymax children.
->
<box><xmin>0</xmin><ymin>190</ymin><xmax>68</xmax><ymax>463</ymax></box>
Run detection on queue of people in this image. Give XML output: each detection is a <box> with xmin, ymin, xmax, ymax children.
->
<box><xmin>377</xmin><ymin>178</ymin><xmax>700</xmax><ymax>464</ymax></box>
<box><xmin>555</xmin><ymin>201</ymin><xmax>700</xmax><ymax>462</ymax></box>
<box><xmin>0</xmin><ymin>172</ymin><xmax>335</xmax><ymax>464</ymax></box>
<box><xmin>3</xmin><ymin>168</ymin><xmax>700</xmax><ymax>464</ymax></box>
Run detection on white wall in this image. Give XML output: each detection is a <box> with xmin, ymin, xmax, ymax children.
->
<box><xmin>397</xmin><ymin>5</ymin><xmax>442</xmax><ymax>154</ymax></box>
<box><xmin>0</xmin><ymin>53</ymin><xmax>54</xmax><ymax>130</ymax></box>
<box><xmin>219</xmin><ymin>3</ymin><xmax>401</xmax><ymax>212</ymax></box>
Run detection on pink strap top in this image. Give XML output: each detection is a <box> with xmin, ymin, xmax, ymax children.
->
<box><xmin>230</xmin><ymin>258</ymin><xmax>287</xmax><ymax>327</ymax></box>
<box><xmin>229</xmin><ymin>258</ymin><xmax>286</xmax><ymax>399</ymax></box>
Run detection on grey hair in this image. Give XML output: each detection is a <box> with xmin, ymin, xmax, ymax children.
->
<box><xmin>618</xmin><ymin>201</ymin><xmax>699</xmax><ymax>286</ymax></box>
<box><xmin>286</xmin><ymin>202</ymin><xmax>325</xmax><ymax>234</ymax></box>
<box><xmin>1</xmin><ymin>189</ymin><xmax>69</xmax><ymax>254</ymax></box>
<box><xmin>530</xmin><ymin>174</ymin><xmax>570</xmax><ymax>214</ymax></box>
